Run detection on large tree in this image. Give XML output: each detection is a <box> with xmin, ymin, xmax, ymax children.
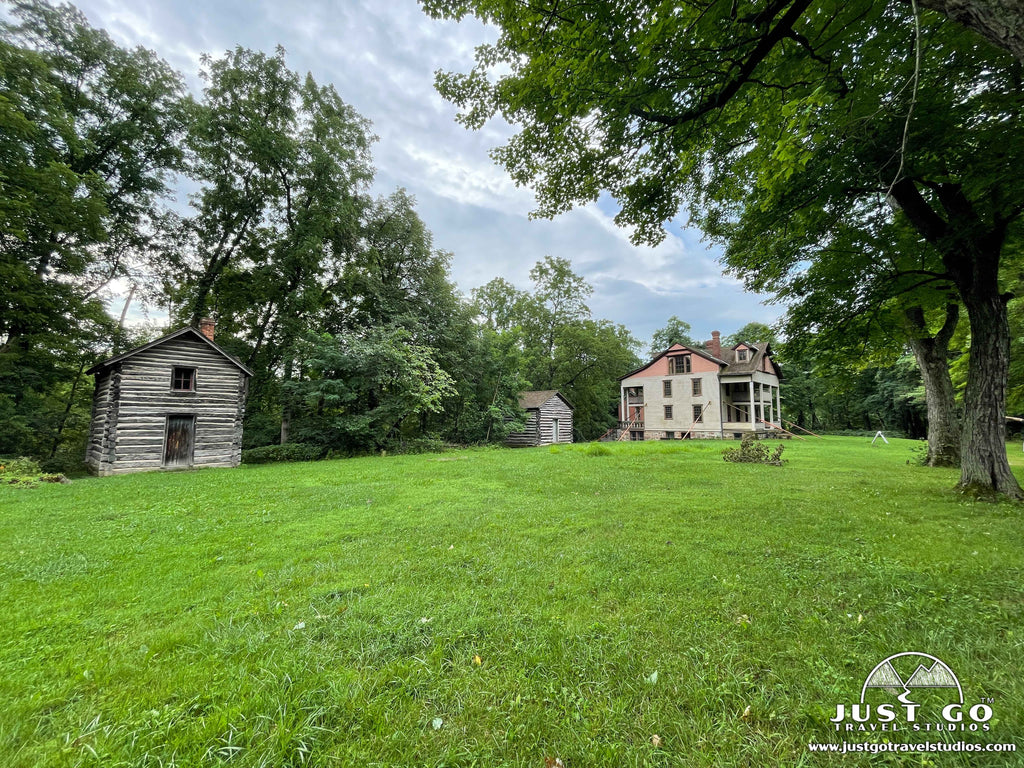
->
<box><xmin>427</xmin><ymin>0</ymin><xmax>1024</xmax><ymax>497</ymax></box>
<box><xmin>471</xmin><ymin>257</ymin><xmax>641</xmax><ymax>439</ymax></box>
<box><xmin>0</xmin><ymin>0</ymin><xmax>185</xmax><ymax>463</ymax></box>
<box><xmin>649</xmin><ymin>316</ymin><xmax>700</xmax><ymax>357</ymax></box>
<box><xmin>161</xmin><ymin>46</ymin><xmax>375</xmax><ymax>441</ymax></box>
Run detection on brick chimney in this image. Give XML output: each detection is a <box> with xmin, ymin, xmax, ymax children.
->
<box><xmin>199</xmin><ymin>317</ymin><xmax>215</xmax><ymax>342</ymax></box>
<box><xmin>707</xmin><ymin>330</ymin><xmax>722</xmax><ymax>359</ymax></box>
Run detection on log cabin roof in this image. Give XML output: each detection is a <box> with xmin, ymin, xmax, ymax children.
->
<box><xmin>86</xmin><ymin>326</ymin><xmax>254</xmax><ymax>377</ymax></box>
<box><xmin>517</xmin><ymin>389</ymin><xmax>574</xmax><ymax>411</ymax></box>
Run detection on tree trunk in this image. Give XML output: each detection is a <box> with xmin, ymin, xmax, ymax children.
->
<box><xmin>907</xmin><ymin>0</ymin><xmax>1024</xmax><ymax>63</ymax></box>
<box><xmin>889</xmin><ymin>178</ymin><xmax>1021</xmax><ymax>498</ymax></box>
<box><xmin>280</xmin><ymin>356</ymin><xmax>293</xmax><ymax>445</ymax></box>
<box><xmin>48</xmin><ymin>357</ymin><xmax>88</xmax><ymax>459</ymax></box>
<box><xmin>280</xmin><ymin>407</ymin><xmax>291</xmax><ymax>445</ymax></box>
<box><xmin>908</xmin><ymin>342</ymin><xmax>961</xmax><ymax>466</ymax></box>
<box><xmin>958</xmin><ymin>288</ymin><xmax>1021</xmax><ymax>497</ymax></box>
<box><xmin>905</xmin><ymin>304</ymin><xmax>961</xmax><ymax>467</ymax></box>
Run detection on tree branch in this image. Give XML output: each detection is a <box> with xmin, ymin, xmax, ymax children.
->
<box><xmin>629</xmin><ymin>0</ymin><xmax>813</xmax><ymax>127</ymax></box>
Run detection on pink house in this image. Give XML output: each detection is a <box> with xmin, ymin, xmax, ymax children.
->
<box><xmin>614</xmin><ymin>331</ymin><xmax>783</xmax><ymax>440</ymax></box>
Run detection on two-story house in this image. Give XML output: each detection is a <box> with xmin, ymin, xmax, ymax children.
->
<box><xmin>615</xmin><ymin>331</ymin><xmax>782</xmax><ymax>440</ymax></box>
<box><xmin>85</xmin><ymin>319</ymin><xmax>252</xmax><ymax>475</ymax></box>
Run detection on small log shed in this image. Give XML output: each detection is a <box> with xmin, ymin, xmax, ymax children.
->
<box><xmin>85</xmin><ymin>319</ymin><xmax>253</xmax><ymax>475</ymax></box>
<box><xmin>506</xmin><ymin>390</ymin><xmax>574</xmax><ymax>447</ymax></box>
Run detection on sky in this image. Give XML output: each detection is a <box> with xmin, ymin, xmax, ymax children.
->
<box><xmin>70</xmin><ymin>0</ymin><xmax>782</xmax><ymax>346</ymax></box>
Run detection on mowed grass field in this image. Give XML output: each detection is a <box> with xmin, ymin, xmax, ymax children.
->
<box><xmin>1</xmin><ymin>437</ymin><xmax>1023</xmax><ymax>767</ymax></box>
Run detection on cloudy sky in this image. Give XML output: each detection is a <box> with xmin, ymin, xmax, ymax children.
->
<box><xmin>71</xmin><ymin>0</ymin><xmax>781</xmax><ymax>346</ymax></box>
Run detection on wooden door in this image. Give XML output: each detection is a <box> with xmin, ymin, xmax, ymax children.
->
<box><xmin>164</xmin><ymin>415</ymin><xmax>195</xmax><ymax>467</ymax></box>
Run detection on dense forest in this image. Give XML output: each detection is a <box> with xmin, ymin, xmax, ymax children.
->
<box><xmin>1</xmin><ymin>1</ymin><xmax>1017</xmax><ymax>474</ymax></box>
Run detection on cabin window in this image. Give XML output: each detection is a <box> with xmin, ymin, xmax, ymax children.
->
<box><xmin>692</xmin><ymin>405</ymin><xmax>703</xmax><ymax>423</ymax></box>
<box><xmin>664</xmin><ymin>405</ymin><xmax>673</xmax><ymax>420</ymax></box>
<box><xmin>670</xmin><ymin>355</ymin><xmax>691</xmax><ymax>374</ymax></box>
<box><xmin>692</xmin><ymin>378</ymin><xmax>702</xmax><ymax>396</ymax></box>
<box><xmin>172</xmin><ymin>366</ymin><xmax>196</xmax><ymax>392</ymax></box>
<box><xmin>737</xmin><ymin>349</ymin><xmax>748</xmax><ymax>362</ymax></box>
<box><xmin>663</xmin><ymin>380</ymin><xmax>672</xmax><ymax>397</ymax></box>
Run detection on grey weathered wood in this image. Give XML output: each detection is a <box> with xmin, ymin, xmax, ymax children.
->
<box><xmin>506</xmin><ymin>391</ymin><xmax>574</xmax><ymax>447</ymax></box>
<box><xmin>85</xmin><ymin>328</ymin><xmax>251</xmax><ymax>476</ymax></box>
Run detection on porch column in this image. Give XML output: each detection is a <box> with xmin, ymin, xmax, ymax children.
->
<box><xmin>621</xmin><ymin>386</ymin><xmax>626</xmax><ymax>423</ymax></box>
<box><xmin>767</xmin><ymin>388</ymin><xmax>773</xmax><ymax>427</ymax></box>
<box><xmin>748</xmin><ymin>379</ymin><xmax>756</xmax><ymax>428</ymax></box>
<box><xmin>776</xmin><ymin>386</ymin><xmax>782</xmax><ymax>427</ymax></box>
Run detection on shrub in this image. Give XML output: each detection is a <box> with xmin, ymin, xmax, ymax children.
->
<box><xmin>388</xmin><ymin>437</ymin><xmax>448</xmax><ymax>455</ymax></box>
<box><xmin>40</xmin><ymin>442</ymin><xmax>89</xmax><ymax>476</ymax></box>
<box><xmin>0</xmin><ymin>457</ymin><xmax>42</xmax><ymax>477</ymax></box>
<box><xmin>722</xmin><ymin>434</ymin><xmax>787</xmax><ymax>466</ymax></box>
<box><xmin>0</xmin><ymin>457</ymin><xmax>70</xmax><ymax>486</ymax></box>
<box><xmin>241</xmin><ymin>443</ymin><xmax>326</xmax><ymax>465</ymax></box>
<box><xmin>582</xmin><ymin>442</ymin><xmax>611</xmax><ymax>457</ymax></box>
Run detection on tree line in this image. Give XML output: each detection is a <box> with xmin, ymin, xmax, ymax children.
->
<box><xmin>0</xmin><ymin>0</ymin><xmax>1005</xmax><ymax>474</ymax></box>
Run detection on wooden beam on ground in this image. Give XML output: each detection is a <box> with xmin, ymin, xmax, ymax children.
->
<box><xmin>783</xmin><ymin>418</ymin><xmax>823</xmax><ymax>437</ymax></box>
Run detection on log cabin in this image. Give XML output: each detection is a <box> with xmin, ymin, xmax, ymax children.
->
<box><xmin>85</xmin><ymin>319</ymin><xmax>252</xmax><ymax>475</ymax></box>
<box><xmin>506</xmin><ymin>390</ymin><xmax>574</xmax><ymax>447</ymax></box>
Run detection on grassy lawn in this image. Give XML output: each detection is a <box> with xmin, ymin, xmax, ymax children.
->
<box><xmin>1</xmin><ymin>437</ymin><xmax>1022</xmax><ymax>767</ymax></box>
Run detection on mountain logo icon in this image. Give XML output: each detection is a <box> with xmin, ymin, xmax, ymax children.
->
<box><xmin>860</xmin><ymin>652</ymin><xmax>962</xmax><ymax>705</ymax></box>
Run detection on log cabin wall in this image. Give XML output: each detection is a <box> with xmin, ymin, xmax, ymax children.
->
<box><xmin>537</xmin><ymin>396</ymin><xmax>573</xmax><ymax>444</ymax></box>
<box><xmin>506</xmin><ymin>411</ymin><xmax>541</xmax><ymax>447</ymax></box>
<box><xmin>505</xmin><ymin>392</ymin><xmax>574</xmax><ymax>447</ymax></box>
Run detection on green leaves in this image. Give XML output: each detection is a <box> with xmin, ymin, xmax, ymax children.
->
<box><xmin>285</xmin><ymin>327</ymin><xmax>456</xmax><ymax>451</ymax></box>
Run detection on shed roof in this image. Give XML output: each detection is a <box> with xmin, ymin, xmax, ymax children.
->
<box><xmin>517</xmin><ymin>389</ymin><xmax>574</xmax><ymax>411</ymax></box>
<box><xmin>86</xmin><ymin>326</ymin><xmax>254</xmax><ymax>377</ymax></box>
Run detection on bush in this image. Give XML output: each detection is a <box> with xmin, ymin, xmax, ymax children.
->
<box><xmin>241</xmin><ymin>443</ymin><xmax>326</xmax><ymax>465</ymax></box>
<box><xmin>0</xmin><ymin>457</ymin><xmax>42</xmax><ymax>477</ymax></box>
<box><xmin>388</xmin><ymin>437</ymin><xmax>449</xmax><ymax>455</ymax></box>
<box><xmin>0</xmin><ymin>456</ymin><xmax>70</xmax><ymax>486</ymax></box>
<box><xmin>40</xmin><ymin>442</ymin><xmax>90</xmax><ymax>476</ymax></box>
<box><xmin>722</xmin><ymin>434</ymin><xmax>787</xmax><ymax>466</ymax></box>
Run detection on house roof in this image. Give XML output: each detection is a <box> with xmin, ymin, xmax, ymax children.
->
<box><xmin>618</xmin><ymin>343</ymin><xmax>728</xmax><ymax>381</ymax></box>
<box><xmin>86</xmin><ymin>326</ymin><xmax>254</xmax><ymax>377</ymax></box>
<box><xmin>518</xmin><ymin>389</ymin><xmax>574</xmax><ymax>410</ymax></box>
<box><xmin>619</xmin><ymin>341</ymin><xmax>784</xmax><ymax>381</ymax></box>
<box><xmin>718</xmin><ymin>342</ymin><xmax>783</xmax><ymax>379</ymax></box>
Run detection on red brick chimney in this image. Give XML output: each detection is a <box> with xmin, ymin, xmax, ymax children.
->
<box><xmin>708</xmin><ymin>330</ymin><xmax>722</xmax><ymax>359</ymax></box>
<box><xmin>199</xmin><ymin>317</ymin><xmax>215</xmax><ymax>342</ymax></box>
